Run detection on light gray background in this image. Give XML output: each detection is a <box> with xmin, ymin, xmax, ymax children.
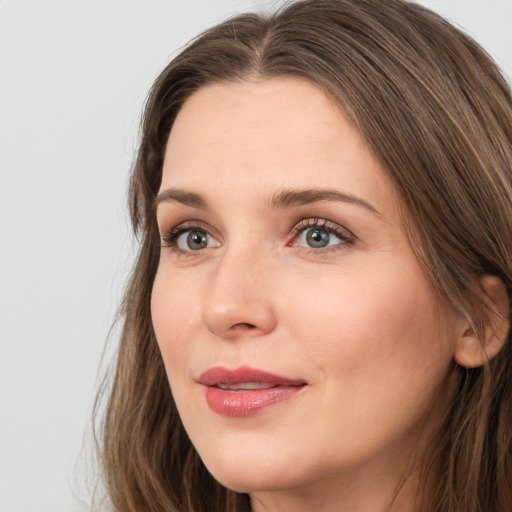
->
<box><xmin>1</xmin><ymin>1</ymin><xmax>511</xmax><ymax>511</ymax></box>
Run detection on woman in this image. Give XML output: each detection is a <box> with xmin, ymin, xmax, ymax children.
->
<box><xmin>97</xmin><ymin>0</ymin><xmax>512</xmax><ymax>510</ymax></box>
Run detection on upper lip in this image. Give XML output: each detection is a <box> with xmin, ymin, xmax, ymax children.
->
<box><xmin>198</xmin><ymin>365</ymin><xmax>307</xmax><ymax>387</ymax></box>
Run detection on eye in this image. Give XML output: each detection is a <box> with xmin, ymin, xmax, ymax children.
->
<box><xmin>176</xmin><ymin>229</ymin><xmax>211</xmax><ymax>251</ymax></box>
<box><xmin>160</xmin><ymin>222</ymin><xmax>221</xmax><ymax>254</ymax></box>
<box><xmin>291</xmin><ymin>218</ymin><xmax>354</xmax><ymax>252</ymax></box>
<box><xmin>296</xmin><ymin>226</ymin><xmax>341</xmax><ymax>249</ymax></box>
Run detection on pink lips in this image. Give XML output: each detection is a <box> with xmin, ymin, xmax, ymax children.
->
<box><xmin>198</xmin><ymin>366</ymin><xmax>307</xmax><ymax>417</ymax></box>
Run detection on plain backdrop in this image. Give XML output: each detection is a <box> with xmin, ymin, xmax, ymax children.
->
<box><xmin>1</xmin><ymin>1</ymin><xmax>511</xmax><ymax>511</ymax></box>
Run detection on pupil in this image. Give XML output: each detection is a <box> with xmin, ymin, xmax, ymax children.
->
<box><xmin>307</xmin><ymin>229</ymin><xmax>329</xmax><ymax>248</ymax></box>
<box><xmin>187</xmin><ymin>231</ymin><xmax>207</xmax><ymax>250</ymax></box>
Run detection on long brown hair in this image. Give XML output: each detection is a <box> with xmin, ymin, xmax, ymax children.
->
<box><xmin>96</xmin><ymin>1</ymin><xmax>512</xmax><ymax>510</ymax></box>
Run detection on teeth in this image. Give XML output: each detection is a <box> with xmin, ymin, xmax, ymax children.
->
<box><xmin>216</xmin><ymin>382</ymin><xmax>276</xmax><ymax>391</ymax></box>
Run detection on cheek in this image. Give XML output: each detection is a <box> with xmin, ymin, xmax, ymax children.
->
<box><xmin>283</xmin><ymin>257</ymin><xmax>455</xmax><ymax>395</ymax></box>
<box><xmin>279</xmin><ymin>259</ymin><xmax>457</xmax><ymax>462</ymax></box>
<box><xmin>150</xmin><ymin>268</ymin><xmax>200</xmax><ymax>373</ymax></box>
<box><xmin>151</xmin><ymin>270</ymin><xmax>208</xmax><ymax>429</ymax></box>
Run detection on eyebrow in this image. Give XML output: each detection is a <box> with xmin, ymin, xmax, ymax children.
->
<box><xmin>154</xmin><ymin>187</ymin><xmax>381</xmax><ymax>217</ymax></box>
<box><xmin>154</xmin><ymin>188</ymin><xmax>208</xmax><ymax>210</ymax></box>
<box><xmin>267</xmin><ymin>189</ymin><xmax>382</xmax><ymax>217</ymax></box>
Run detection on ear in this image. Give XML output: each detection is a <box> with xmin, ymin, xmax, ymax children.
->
<box><xmin>454</xmin><ymin>275</ymin><xmax>510</xmax><ymax>368</ymax></box>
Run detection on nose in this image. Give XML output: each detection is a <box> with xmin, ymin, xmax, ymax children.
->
<box><xmin>201</xmin><ymin>247</ymin><xmax>278</xmax><ymax>340</ymax></box>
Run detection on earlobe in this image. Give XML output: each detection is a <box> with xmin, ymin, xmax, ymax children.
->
<box><xmin>454</xmin><ymin>275</ymin><xmax>510</xmax><ymax>368</ymax></box>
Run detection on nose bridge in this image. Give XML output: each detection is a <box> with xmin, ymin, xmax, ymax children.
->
<box><xmin>201</xmin><ymin>237</ymin><xmax>277</xmax><ymax>339</ymax></box>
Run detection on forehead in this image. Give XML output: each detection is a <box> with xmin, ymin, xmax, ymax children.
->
<box><xmin>161</xmin><ymin>78</ymin><xmax>398</xmax><ymax>218</ymax></box>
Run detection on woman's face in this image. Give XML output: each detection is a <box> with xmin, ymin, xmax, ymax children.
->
<box><xmin>151</xmin><ymin>78</ymin><xmax>462</xmax><ymax>506</ymax></box>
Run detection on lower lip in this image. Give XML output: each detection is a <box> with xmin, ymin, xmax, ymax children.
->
<box><xmin>205</xmin><ymin>385</ymin><xmax>305</xmax><ymax>417</ymax></box>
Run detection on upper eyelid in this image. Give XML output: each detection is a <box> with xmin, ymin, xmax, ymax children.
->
<box><xmin>159</xmin><ymin>217</ymin><xmax>352</xmax><ymax>235</ymax></box>
<box><xmin>292</xmin><ymin>218</ymin><xmax>355</xmax><ymax>237</ymax></box>
<box><xmin>160</xmin><ymin>219</ymin><xmax>213</xmax><ymax>235</ymax></box>
<box><xmin>161</xmin><ymin>217</ymin><xmax>347</xmax><ymax>230</ymax></box>
<box><xmin>293</xmin><ymin>218</ymin><xmax>336</xmax><ymax>230</ymax></box>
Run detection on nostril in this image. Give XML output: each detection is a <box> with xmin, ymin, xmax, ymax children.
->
<box><xmin>231</xmin><ymin>323</ymin><xmax>257</xmax><ymax>331</ymax></box>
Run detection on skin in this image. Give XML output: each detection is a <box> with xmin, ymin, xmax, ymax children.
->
<box><xmin>151</xmin><ymin>78</ymin><xmax>465</xmax><ymax>512</ymax></box>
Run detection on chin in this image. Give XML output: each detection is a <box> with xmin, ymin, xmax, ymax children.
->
<box><xmin>197</xmin><ymin>438</ymin><xmax>305</xmax><ymax>493</ymax></box>
<box><xmin>208</xmin><ymin>466</ymin><xmax>295</xmax><ymax>495</ymax></box>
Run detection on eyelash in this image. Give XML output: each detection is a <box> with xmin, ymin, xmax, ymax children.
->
<box><xmin>289</xmin><ymin>218</ymin><xmax>355</xmax><ymax>253</ymax></box>
<box><xmin>159</xmin><ymin>218</ymin><xmax>355</xmax><ymax>256</ymax></box>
